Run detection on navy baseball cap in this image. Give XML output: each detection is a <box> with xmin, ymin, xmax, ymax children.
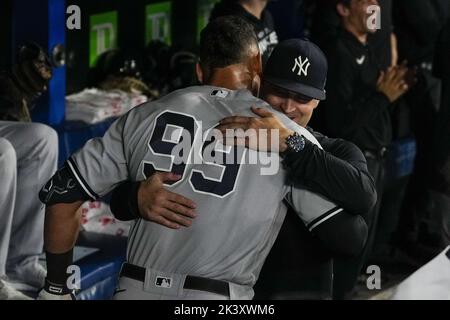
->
<box><xmin>263</xmin><ymin>39</ymin><xmax>328</xmax><ymax>100</ymax></box>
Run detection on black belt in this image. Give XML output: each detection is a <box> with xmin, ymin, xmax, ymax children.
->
<box><xmin>120</xmin><ymin>263</ymin><xmax>230</xmax><ymax>297</ymax></box>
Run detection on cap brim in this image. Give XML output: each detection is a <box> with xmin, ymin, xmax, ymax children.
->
<box><xmin>264</xmin><ymin>76</ymin><xmax>326</xmax><ymax>101</ymax></box>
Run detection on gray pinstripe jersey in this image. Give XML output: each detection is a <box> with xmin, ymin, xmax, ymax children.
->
<box><xmin>68</xmin><ymin>86</ymin><xmax>342</xmax><ymax>293</ymax></box>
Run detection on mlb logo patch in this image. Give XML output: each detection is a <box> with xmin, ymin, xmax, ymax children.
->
<box><xmin>210</xmin><ymin>89</ymin><xmax>229</xmax><ymax>98</ymax></box>
<box><xmin>155</xmin><ymin>276</ymin><xmax>172</xmax><ymax>288</ymax></box>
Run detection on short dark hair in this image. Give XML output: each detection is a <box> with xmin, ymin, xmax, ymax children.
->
<box><xmin>199</xmin><ymin>16</ymin><xmax>258</xmax><ymax>71</ymax></box>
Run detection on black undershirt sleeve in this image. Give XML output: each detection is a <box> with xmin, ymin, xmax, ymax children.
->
<box><xmin>110</xmin><ymin>181</ymin><xmax>141</xmax><ymax>221</ymax></box>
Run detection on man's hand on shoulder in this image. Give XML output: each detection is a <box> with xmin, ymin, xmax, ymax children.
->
<box><xmin>217</xmin><ymin>106</ymin><xmax>293</xmax><ymax>152</ymax></box>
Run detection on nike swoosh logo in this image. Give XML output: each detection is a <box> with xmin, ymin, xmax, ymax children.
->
<box><xmin>356</xmin><ymin>55</ymin><xmax>366</xmax><ymax>65</ymax></box>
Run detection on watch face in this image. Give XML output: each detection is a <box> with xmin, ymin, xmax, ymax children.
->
<box><xmin>286</xmin><ymin>132</ymin><xmax>305</xmax><ymax>153</ymax></box>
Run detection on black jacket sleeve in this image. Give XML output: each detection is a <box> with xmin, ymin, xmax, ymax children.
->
<box><xmin>283</xmin><ymin>129</ymin><xmax>377</xmax><ymax>217</ymax></box>
<box><xmin>314</xmin><ymin>210</ymin><xmax>368</xmax><ymax>257</ymax></box>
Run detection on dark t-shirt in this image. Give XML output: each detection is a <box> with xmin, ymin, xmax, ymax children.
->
<box><xmin>321</xmin><ymin>29</ymin><xmax>393</xmax><ymax>151</ymax></box>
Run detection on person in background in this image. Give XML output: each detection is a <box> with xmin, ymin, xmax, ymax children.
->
<box><xmin>210</xmin><ymin>0</ymin><xmax>279</xmax><ymax>65</ymax></box>
<box><xmin>305</xmin><ymin>0</ymin><xmax>420</xmax><ymax>277</ymax></box>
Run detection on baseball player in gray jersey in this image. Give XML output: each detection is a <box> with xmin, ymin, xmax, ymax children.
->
<box><xmin>38</xmin><ymin>17</ymin><xmax>366</xmax><ymax>300</ymax></box>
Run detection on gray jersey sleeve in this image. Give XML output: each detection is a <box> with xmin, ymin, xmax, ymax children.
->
<box><xmin>67</xmin><ymin>114</ymin><xmax>129</xmax><ymax>199</ymax></box>
<box><xmin>286</xmin><ymin>187</ymin><xmax>344</xmax><ymax>232</ymax></box>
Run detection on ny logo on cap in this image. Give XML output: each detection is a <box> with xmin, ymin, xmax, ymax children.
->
<box><xmin>292</xmin><ymin>56</ymin><xmax>311</xmax><ymax>77</ymax></box>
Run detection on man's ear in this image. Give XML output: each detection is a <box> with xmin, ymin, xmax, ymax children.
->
<box><xmin>249</xmin><ymin>51</ymin><xmax>262</xmax><ymax>96</ymax></box>
<box><xmin>196</xmin><ymin>62</ymin><xmax>204</xmax><ymax>84</ymax></box>
<box><xmin>337</xmin><ymin>3</ymin><xmax>350</xmax><ymax>17</ymax></box>
<box><xmin>313</xmin><ymin>100</ymin><xmax>320</xmax><ymax>109</ymax></box>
